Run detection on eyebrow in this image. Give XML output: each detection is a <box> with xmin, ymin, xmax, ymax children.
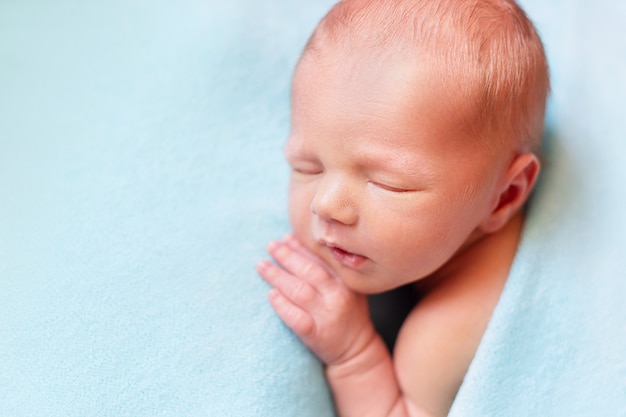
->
<box><xmin>356</xmin><ymin>145</ymin><xmax>438</xmax><ymax>182</ymax></box>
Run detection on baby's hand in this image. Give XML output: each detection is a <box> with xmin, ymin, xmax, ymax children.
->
<box><xmin>257</xmin><ymin>234</ymin><xmax>376</xmax><ymax>367</ymax></box>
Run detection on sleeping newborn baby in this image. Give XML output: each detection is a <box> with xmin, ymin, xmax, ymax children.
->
<box><xmin>258</xmin><ymin>0</ymin><xmax>549</xmax><ymax>415</ymax></box>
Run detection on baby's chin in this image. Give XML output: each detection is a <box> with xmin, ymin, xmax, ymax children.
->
<box><xmin>323</xmin><ymin>262</ymin><xmax>397</xmax><ymax>295</ymax></box>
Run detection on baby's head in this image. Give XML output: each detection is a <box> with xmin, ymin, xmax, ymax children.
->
<box><xmin>304</xmin><ymin>0</ymin><xmax>549</xmax><ymax>153</ymax></box>
<box><xmin>285</xmin><ymin>0</ymin><xmax>550</xmax><ymax>293</ymax></box>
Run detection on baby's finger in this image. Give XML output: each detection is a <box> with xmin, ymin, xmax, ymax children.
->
<box><xmin>268</xmin><ymin>289</ymin><xmax>315</xmax><ymax>338</ymax></box>
<box><xmin>268</xmin><ymin>240</ymin><xmax>333</xmax><ymax>288</ymax></box>
<box><xmin>257</xmin><ymin>260</ymin><xmax>319</xmax><ymax>308</ymax></box>
<box><xmin>283</xmin><ymin>234</ymin><xmax>320</xmax><ymax>264</ymax></box>
<box><xmin>282</xmin><ymin>235</ymin><xmax>336</xmax><ymax>288</ymax></box>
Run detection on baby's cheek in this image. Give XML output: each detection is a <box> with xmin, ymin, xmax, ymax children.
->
<box><xmin>287</xmin><ymin>187</ymin><xmax>311</xmax><ymax>233</ymax></box>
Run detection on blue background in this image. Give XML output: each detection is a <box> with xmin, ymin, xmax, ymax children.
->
<box><xmin>1</xmin><ymin>1</ymin><xmax>625</xmax><ymax>416</ymax></box>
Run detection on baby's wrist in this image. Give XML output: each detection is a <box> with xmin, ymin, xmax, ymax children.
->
<box><xmin>325</xmin><ymin>327</ymin><xmax>388</xmax><ymax>379</ymax></box>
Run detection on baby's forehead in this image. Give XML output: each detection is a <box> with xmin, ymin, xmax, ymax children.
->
<box><xmin>293</xmin><ymin>53</ymin><xmax>510</xmax><ymax>165</ymax></box>
<box><xmin>297</xmin><ymin>38</ymin><xmax>474</xmax><ymax>116</ymax></box>
<box><xmin>293</xmin><ymin>55</ymin><xmax>493</xmax><ymax>149</ymax></box>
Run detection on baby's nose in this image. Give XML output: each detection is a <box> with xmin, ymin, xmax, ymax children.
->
<box><xmin>310</xmin><ymin>176</ymin><xmax>358</xmax><ymax>226</ymax></box>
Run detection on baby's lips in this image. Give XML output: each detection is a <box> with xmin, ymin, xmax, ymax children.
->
<box><xmin>329</xmin><ymin>246</ymin><xmax>368</xmax><ymax>269</ymax></box>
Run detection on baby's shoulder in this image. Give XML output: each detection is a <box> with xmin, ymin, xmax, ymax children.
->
<box><xmin>393</xmin><ymin>278</ymin><xmax>492</xmax><ymax>416</ymax></box>
<box><xmin>393</xmin><ymin>215</ymin><xmax>524</xmax><ymax>415</ymax></box>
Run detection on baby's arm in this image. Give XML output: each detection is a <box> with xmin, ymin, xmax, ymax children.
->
<box><xmin>257</xmin><ymin>235</ymin><xmax>415</xmax><ymax>417</ymax></box>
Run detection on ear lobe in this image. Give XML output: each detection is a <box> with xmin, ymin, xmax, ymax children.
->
<box><xmin>479</xmin><ymin>153</ymin><xmax>541</xmax><ymax>234</ymax></box>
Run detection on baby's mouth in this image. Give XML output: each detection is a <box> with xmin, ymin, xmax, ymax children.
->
<box><xmin>326</xmin><ymin>244</ymin><xmax>368</xmax><ymax>269</ymax></box>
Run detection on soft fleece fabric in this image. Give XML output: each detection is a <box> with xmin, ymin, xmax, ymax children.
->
<box><xmin>0</xmin><ymin>1</ymin><xmax>624</xmax><ymax>416</ymax></box>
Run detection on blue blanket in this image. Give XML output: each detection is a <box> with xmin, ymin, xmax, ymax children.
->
<box><xmin>1</xmin><ymin>1</ymin><xmax>624</xmax><ymax>416</ymax></box>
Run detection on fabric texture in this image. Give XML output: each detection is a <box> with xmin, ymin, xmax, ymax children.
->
<box><xmin>1</xmin><ymin>1</ymin><xmax>624</xmax><ymax>416</ymax></box>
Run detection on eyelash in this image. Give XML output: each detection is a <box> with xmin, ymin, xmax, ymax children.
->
<box><xmin>371</xmin><ymin>181</ymin><xmax>414</xmax><ymax>193</ymax></box>
<box><xmin>289</xmin><ymin>165</ymin><xmax>417</xmax><ymax>193</ymax></box>
<box><xmin>291</xmin><ymin>167</ymin><xmax>322</xmax><ymax>176</ymax></box>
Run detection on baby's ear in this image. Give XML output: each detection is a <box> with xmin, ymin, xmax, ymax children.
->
<box><xmin>479</xmin><ymin>153</ymin><xmax>541</xmax><ymax>234</ymax></box>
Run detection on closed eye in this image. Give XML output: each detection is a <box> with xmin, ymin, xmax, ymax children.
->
<box><xmin>286</xmin><ymin>155</ymin><xmax>323</xmax><ymax>176</ymax></box>
<box><xmin>371</xmin><ymin>181</ymin><xmax>418</xmax><ymax>193</ymax></box>
<box><xmin>291</xmin><ymin>166</ymin><xmax>323</xmax><ymax>176</ymax></box>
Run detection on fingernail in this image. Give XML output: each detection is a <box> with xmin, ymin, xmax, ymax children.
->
<box><xmin>269</xmin><ymin>240</ymin><xmax>290</xmax><ymax>258</ymax></box>
<box><xmin>257</xmin><ymin>260</ymin><xmax>271</xmax><ymax>273</ymax></box>
<box><xmin>268</xmin><ymin>288</ymin><xmax>281</xmax><ymax>301</ymax></box>
<box><xmin>283</xmin><ymin>233</ymin><xmax>295</xmax><ymax>243</ymax></box>
<box><xmin>267</xmin><ymin>240</ymin><xmax>279</xmax><ymax>252</ymax></box>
